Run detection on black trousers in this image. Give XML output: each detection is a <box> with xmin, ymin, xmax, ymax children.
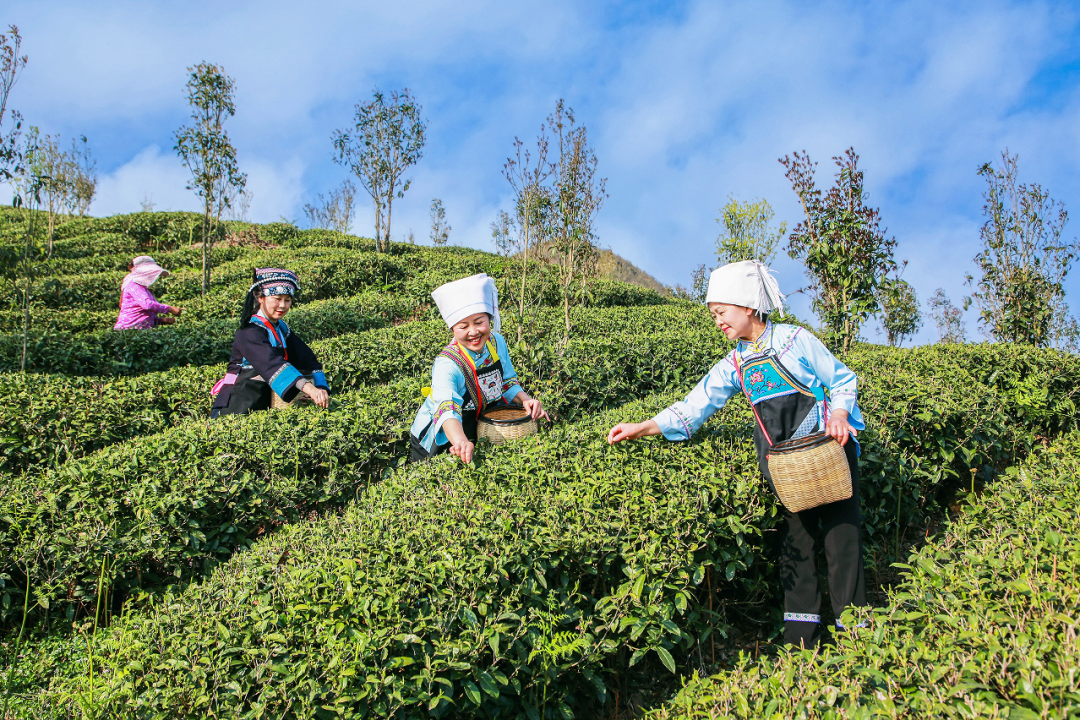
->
<box><xmin>779</xmin><ymin>438</ymin><xmax>867</xmax><ymax>648</ymax></box>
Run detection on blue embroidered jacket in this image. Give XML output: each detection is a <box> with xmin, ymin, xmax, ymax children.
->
<box><xmin>653</xmin><ymin>321</ymin><xmax>864</xmax><ymax>441</ymax></box>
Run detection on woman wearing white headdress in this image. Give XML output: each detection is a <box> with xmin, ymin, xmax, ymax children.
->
<box><xmin>409</xmin><ymin>273</ymin><xmax>549</xmax><ymax>464</ymax></box>
<box><xmin>606</xmin><ymin>260</ymin><xmax>867</xmax><ymax>649</ymax></box>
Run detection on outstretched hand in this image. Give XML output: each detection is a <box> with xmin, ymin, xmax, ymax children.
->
<box><xmin>606</xmin><ymin>419</ymin><xmax>661</xmax><ymax>444</ymax></box>
<box><xmin>450</xmin><ymin>439</ymin><xmax>475</xmax><ymax>464</ymax></box>
<box><xmin>516</xmin><ymin>392</ymin><xmax>550</xmax><ymax>422</ymax></box>
<box><xmin>825</xmin><ymin>408</ymin><xmax>856</xmax><ymax>446</ymax></box>
<box><xmin>302</xmin><ymin>384</ymin><xmax>331</xmax><ymax>409</ymax></box>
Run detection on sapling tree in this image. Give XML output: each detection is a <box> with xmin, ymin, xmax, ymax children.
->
<box><xmin>927</xmin><ymin>288</ymin><xmax>966</xmax><ymax>344</ymax></box>
<box><xmin>175</xmin><ymin>62</ymin><xmax>247</xmax><ymax>294</ymax></box>
<box><xmin>499</xmin><ymin>123</ymin><xmax>555</xmax><ymax>341</ymax></box>
<box><xmin>548</xmin><ymin>100</ymin><xmax>607</xmax><ymax>340</ymax></box>
<box><xmin>333</xmin><ymin>89</ymin><xmax>426</xmax><ymax>253</ymax></box>
<box><xmin>67</xmin><ymin>135</ymin><xmax>97</xmax><ymax>217</ymax></box>
<box><xmin>303</xmin><ymin>180</ymin><xmax>357</xmax><ymax>234</ymax></box>
<box><xmin>429</xmin><ymin>198</ymin><xmax>450</xmax><ymax>246</ymax></box>
<box><xmin>876</xmin><ymin>275</ymin><xmax>921</xmax><ymax>347</ymax></box>
<box><xmin>0</xmin><ymin>25</ymin><xmax>40</xmax><ymax>373</ymax></box>
<box><xmin>671</xmin><ymin>264</ymin><xmax>708</xmax><ymax>304</ymax></box>
<box><xmin>966</xmin><ymin>151</ymin><xmax>1077</xmax><ymax>347</ymax></box>
<box><xmin>25</xmin><ymin>130</ymin><xmax>72</xmax><ymax>256</ymax></box>
<box><xmin>780</xmin><ymin>147</ymin><xmax>898</xmax><ymax>354</ymax></box>
<box><xmin>716</xmin><ymin>196</ymin><xmax>786</xmax><ymax>266</ymax></box>
<box><xmin>0</xmin><ymin>25</ymin><xmax>27</xmax><ymax>193</ymax></box>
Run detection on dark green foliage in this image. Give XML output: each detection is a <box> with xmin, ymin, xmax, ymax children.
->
<box><xmin>258</xmin><ymin>221</ymin><xmax>299</xmax><ymax>245</ymax></box>
<box><xmin>0</xmin><ymin>381</ymin><xmax>415</xmax><ymax>628</ymax></box>
<box><xmin>646</xmin><ymin>433</ymin><xmax>1080</xmax><ymax>719</ymax></box>
<box><xmin>0</xmin><ymin>291</ymin><xmax>420</xmax><ymax>375</ymax></box>
<box><xmin>0</xmin><ymin>306</ymin><xmax>706</xmax><ymax>478</ymax></box>
<box><xmin>19</xmin><ymin>396</ymin><xmax>769</xmax><ymax>717</ymax></box>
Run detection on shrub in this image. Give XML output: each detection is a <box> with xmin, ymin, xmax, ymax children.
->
<box><xmin>0</xmin><ymin>380</ymin><xmax>417</xmax><ymax>629</ymax></box>
<box><xmin>645</xmin><ymin>432</ymin><xmax>1080</xmax><ymax>719</ymax></box>
<box><xmin>0</xmin><ymin>290</ymin><xmax>421</xmax><ymax>375</ymax></box>
<box><xmin>257</xmin><ymin>221</ymin><xmax>300</xmax><ymax>245</ymax></box>
<box><xmin>21</xmin><ymin>394</ymin><xmax>769</xmax><ymax>717</ymax></box>
<box><xmin>0</xmin><ymin>306</ymin><xmax>703</xmax><ymax>477</ymax></box>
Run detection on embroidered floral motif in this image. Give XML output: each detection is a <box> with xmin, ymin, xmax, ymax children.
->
<box><xmin>783</xmin><ymin>612</ymin><xmax>821</xmax><ymax>623</ymax></box>
<box><xmin>502</xmin><ymin>377</ymin><xmax>521</xmax><ymax>393</ymax></box>
<box><xmin>433</xmin><ymin>400</ymin><xmax>460</xmax><ymax>425</ymax></box>
<box><xmin>741</xmin><ymin>361</ymin><xmax>799</xmax><ymax>403</ymax></box>
<box><xmin>835</xmin><ymin>619</ymin><xmax>868</xmax><ymax>629</ymax></box>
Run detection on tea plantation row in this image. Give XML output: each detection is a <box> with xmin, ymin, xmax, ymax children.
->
<box><xmin>0</xmin><ymin>304</ymin><xmax>714</xmax><ymax>476</ymax></box>
<box><xmin>2</xmin><ymin>332</ymin><xmax>1077</xmax><ymax>660</ymax></box>
<box><xmin>13</xmin><ymin>403</ymin><xmax>1080</xmax><ymax>718</ymax></box>
<box><xmin>646</xmin><ymin>431</ymin><xmax>1080</xmax><ymax>719</ymax></box>
<box><xmin>0</xmin><ymin>306</ymin><xmax>735</xmax><ymax>626</ymax></box>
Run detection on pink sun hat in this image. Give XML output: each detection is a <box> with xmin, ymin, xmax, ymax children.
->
<box><xmin>123</xmin><ymin>256</ymin><xmax>170</xmax><ymax>289</ymax></box>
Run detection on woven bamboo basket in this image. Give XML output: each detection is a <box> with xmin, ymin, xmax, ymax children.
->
<box><xmin>767</xmin><ymin>432</ymin><xmax>852</xmax><ymax>513</ymax></box>
<box><xmin>478</xmin><ymin>405</ymin><xmax>538</xmax><ymax>445</ymax></box>
<box><xmin>271</xmin><ymin>376</ymin><xmax>315</xmax><ymax>410</ymax></box>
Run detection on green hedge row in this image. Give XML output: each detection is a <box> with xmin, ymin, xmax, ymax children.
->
<box><xmin>15</xmin><ymin>394</ymin><xmax>769</xmax><ymax>717</ymax></box>
<box><xmin>0</xmin><ymin>306</ymin><xmax>713</xmax><ymax>476</ymax></box>
<box><xmin>24</xmin><ymin>390</ymin><xmax>1079</xmax><ymax>718</ymax></box>
<box><xmin>0</xmin><ymin>310</ymin><xmax>727</xmax><ymax>624</ymax></box>
<box><xmin>25</xmin><ymin>246</ymin><xmax>408</xmax><ymax>311</ymax></box>
<box><xmin>646</xmin><ymin>432</ymin><xmax>1080</xmax><ymax>719</ymax></box>
<box><xmin>0</xmin><ymin>290</ymin><xmax>423</xmax><ymax>375</ymax></box>
<box><xmin>0</xmin><ymin>380</ymin><xmax>416</xmax><ymax>630</ymax></box>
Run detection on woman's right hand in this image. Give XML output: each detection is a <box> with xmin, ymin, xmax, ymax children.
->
<box><xmin>450</xmin><ymin>439</ymin><xmax>475</xmax><ymax>464</ymax></box>
<box><xmin>169</xmin><ymin>306</ymin><xmax>183</xmax><ymax>317</ymax></box>
<box><xmin>606</xmin><ymin>419</ymin><xmax>661</xmax><ymax>444</ymax></box>
<box><xmin>302</xmin><ymin>384</ymin><xmax>330</xmax><ymax>409</ymax></box>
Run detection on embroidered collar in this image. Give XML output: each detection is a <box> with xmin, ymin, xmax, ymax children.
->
<box><xmin>738</xmin><ymin>320</ymin><xmax>774</xmax><ymax>356</ymax></box>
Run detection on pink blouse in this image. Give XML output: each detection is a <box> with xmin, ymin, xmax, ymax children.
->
<box><xmin>114</xmin><ymin>282</ymin><xmax>171</xmax><ymax>330</ymax></box>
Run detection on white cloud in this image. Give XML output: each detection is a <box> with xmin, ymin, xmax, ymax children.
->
<box><xmin>93</xmin><ymin>145</ymin><xmax>197</xmax><ymax>215</ymax></box>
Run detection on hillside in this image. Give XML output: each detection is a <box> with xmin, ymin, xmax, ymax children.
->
<box><xmin>1</xmin><ymin>207</ymin><xmax>1079</xmax><ymax>718</ymax></box>
<box><xmin>514</xmin><ymin>240</ymin><xmax>668</xmax><ymax>294</ymax></box>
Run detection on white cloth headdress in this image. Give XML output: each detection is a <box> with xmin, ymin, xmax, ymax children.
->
<box><xmin>431</xmin><ymin>273</ymin><xmax>501</xmax><ymax>332</ymax></box>
<box><xmin>705</xmin><ymin>260</ymin><xmax>786</xmax><ymax>316</ymax></box>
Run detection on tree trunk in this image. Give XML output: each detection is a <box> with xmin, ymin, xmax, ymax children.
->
<box><xmin>202</xmin><ymin>200</ymin><xmax>212</xmax><ymax>295</ymax></box>
<box><xmin>20</xmin><ymin>211</ymin><xmax>37</xmax><ymax>374</ymax></box>
<box><xmin>384</xmin><ymin>193</ymin><xmax>394</xmax><ymax>254</ymax></box>
<box><xmin>373</xmin><ymin>196</ymin><xmax>383</xmax><ymax>253</ymax></box>
<box><xmin>518</xmin><ymin>224</ymin><xmax>530</xmax><ymax>344</ymax></box>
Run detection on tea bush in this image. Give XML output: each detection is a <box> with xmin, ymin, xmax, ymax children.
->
<box><xmin>0</xmin><ymin>306</ymin><xmax>705</xmax><ymax>476</ymax></box>
<box><xmin>0</xmin><ymin>290</ymin><xmax>422</xmax><ymax>375</ymax></box>
<box><xmin>20</xmin><ymin>394</ymin><xmax>770</xmax><ymax>717</ymax></box>
<box><xmin>24</xmin><ymin>246</ymin><xmax>409</xmax><ymax>311</ymax></box>
<box><xmin>645</xmin><ymin>432</ymin><xmax>1080</xmax><ymax>719</ymax></box>
<box><xmin>0</xmin><ymin>379</ymin><xmax>417</xmax><ymax>628</ymax></box>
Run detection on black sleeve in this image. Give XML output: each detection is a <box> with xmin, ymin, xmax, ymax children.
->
<box><xmin>235</xmin><ymin>325</ymin><xmax>304</xmax><ymax>400</ymax></box>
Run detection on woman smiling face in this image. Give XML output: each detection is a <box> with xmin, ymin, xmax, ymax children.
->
<box><xmin>708</xmin><ymin>302</ymin><xmax>763</xmax><ymax>342</ymax></box>
<box><xmin>452</xmin><ymin>312</ymin><xmax>491</xmax><ymax>352</ymax></box>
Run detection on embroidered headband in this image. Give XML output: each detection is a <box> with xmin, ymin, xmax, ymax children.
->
<box><xmin>249</xmin><ymin>267</ymin><xmax>300</xmax><ymax>297</ymax></box>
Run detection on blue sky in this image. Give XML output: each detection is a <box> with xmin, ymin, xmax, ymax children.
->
<box><xmin>4</xmin><ymin>0</ymin><xmax>1080</xmax><ymax>344</ymax></box>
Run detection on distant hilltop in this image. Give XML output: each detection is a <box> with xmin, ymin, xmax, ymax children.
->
<box><xmin>518</xmin><ymin>241</ymin><xmax>668</xmax><ymax>294</ymax></box>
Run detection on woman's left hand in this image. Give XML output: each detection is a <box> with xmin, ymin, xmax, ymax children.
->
<box><xmin>825</xmin><ymin>408</ymin><xmax>857</xmax><ymax>446</ymax></box>
<box><xmin>516</xmin><ymin>392</ymin><xmax>550</xmax><ymax>421</ymax></box>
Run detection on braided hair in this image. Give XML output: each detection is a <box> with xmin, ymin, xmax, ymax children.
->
<box><xmin>240</xmin><ymin>268</ymin><xmax>258</xmax><ymax>328</ymax></box>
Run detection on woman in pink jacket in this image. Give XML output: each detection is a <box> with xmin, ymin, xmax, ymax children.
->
<box><xmin>113</xmin><ymin>256</ymin><xmax>183</xmax><ymax>330</ymax></box>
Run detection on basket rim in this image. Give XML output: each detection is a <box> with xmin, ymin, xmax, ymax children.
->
<box><xmin>770</xmin><ymin>431</ymin><xmax>838</xmax><ymax>455</ymax></box>
<box><xmin>478</xmin><ymin>407</ymin><xmax>535</xmax><ymax>426</ymax></box>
